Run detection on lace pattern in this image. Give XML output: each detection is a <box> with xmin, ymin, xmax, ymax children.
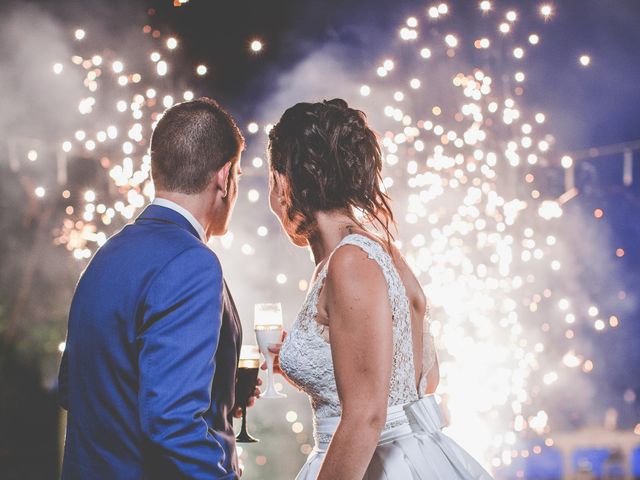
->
<box><xmin>419</xmin><ymin>303</ymin><xmax>437</xmax><ymax>393</ymax></box>
<box><xmin>280</xmin><ymin>234</ymin><xmax>436</xmax><ymax>443</ymax></box>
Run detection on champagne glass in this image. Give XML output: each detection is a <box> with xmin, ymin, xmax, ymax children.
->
<box><xmin>254</xmin><ymin>303</ymin><xmax>287</xmax><ymax>399</ymax></box>
<box><xmin>235</xmin><ymin>345</ymin><xmax>261</xmax><ymax>443</ymax></box>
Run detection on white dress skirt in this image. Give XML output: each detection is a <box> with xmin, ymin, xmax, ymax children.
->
<box><xmin>295</xmin><ymin>396</ymin><xmax>493</xmax><ymax>480</ymax></box>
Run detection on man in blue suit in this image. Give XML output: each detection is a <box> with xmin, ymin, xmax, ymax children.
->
<box><xmin>58</xmin><ymin>98</ymin><xmax>251</xmax><ymax>479</ymax></box>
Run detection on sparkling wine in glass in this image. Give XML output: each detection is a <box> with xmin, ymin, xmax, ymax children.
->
<box><xmin>235</xmin><ymin>345</ymin><xmax>260</xmax><ymax>443</ymax></box>
<box><xmin>254</xmin><ymin>303</ymin><xmax>286</xmax><ymax>399</ymax></box>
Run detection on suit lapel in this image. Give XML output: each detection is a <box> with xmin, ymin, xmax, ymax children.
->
<box><xmin>223</xmin><ymin>281</ymin><xmax>243</xmax><ymax>357</ymax></box>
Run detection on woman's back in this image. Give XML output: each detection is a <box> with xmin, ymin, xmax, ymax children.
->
<box><xmin>279</xmin><ymin>233</ymin><xmax>427</xmax><ymax>426</ymax></box>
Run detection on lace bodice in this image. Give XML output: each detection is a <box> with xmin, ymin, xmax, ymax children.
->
<box><xmin>279</xmin><ymin>234</ymin><xmax>436</xmax><ymax>438</ymax></box>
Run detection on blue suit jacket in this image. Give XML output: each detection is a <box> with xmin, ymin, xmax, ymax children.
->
<box><xmin>58</xmin><ymin>204</ymin><xmax>242</xmax><ymax>479</ymax></box>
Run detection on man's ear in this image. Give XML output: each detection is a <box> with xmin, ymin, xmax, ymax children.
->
<box><xmin>215</xmin><ymin>161</ymin><xmax>232</xmax><ymax>197</ymax></box>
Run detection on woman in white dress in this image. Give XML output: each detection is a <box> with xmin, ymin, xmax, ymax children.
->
<box><xmin>266</xmin><ymin>98</ymin><xmax>493</xmax><ymax>480</ymax></box>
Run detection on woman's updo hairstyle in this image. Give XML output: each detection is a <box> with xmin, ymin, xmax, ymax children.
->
<box><xmin>268</xmin><ymin>98</ymin><xmax>395</xmax><ymax>246</ymax></box>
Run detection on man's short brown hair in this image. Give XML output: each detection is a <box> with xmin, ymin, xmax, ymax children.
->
<box><xmin>150</xmin><ymin>97</ymin><xmax>244</xmax><ymax>194</ymax></box>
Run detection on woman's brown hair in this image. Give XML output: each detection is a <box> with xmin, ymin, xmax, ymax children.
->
<box><xmin>268</xmin><ymin>98</ymin><xmax>396</xmax><ymax>247</ymax></box>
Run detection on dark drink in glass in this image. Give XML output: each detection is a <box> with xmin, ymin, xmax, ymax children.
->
<box><xmin>235</xmin><ymin>347</ymin><xmax>260</xmax><ymax>443</ymax></box>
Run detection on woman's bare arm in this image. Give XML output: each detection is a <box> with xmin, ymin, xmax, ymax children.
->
<box><xmin>316</xmin><ymin>245</ymin><xmax>393</xmax><ymax>480</ymax></box>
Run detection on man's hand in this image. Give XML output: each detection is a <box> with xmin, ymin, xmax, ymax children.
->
<box><xmin>233</xmin><ymin>377</ymin><xmax>262</xmax><ymax>418</ymax></box>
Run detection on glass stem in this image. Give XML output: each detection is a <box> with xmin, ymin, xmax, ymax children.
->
<box><xmin>241</xmin><ymin>405</ymin><xmax>248</xmax><ymax>434</ymax></box>
<box><xmin>266</xmin><ymin>355</ymin><xmax>274</xmax><ymax>390</ymax></box>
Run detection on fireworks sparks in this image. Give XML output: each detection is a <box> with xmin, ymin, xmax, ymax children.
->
<box><xmin>250</xmin><ymin>39</ymin><xmax>263</xmax><ymax>53</ymax></box>
<box><xmin>166</xmin><ymin>37</ymin><xmax>178</xmax><ymax>50</ymax></box>
<box><xmin>46</xmin><ymin>26</ymin><xmax>184</xmax><ymax>255</ymax></box>
<box><xmin>540</xmin><ymin>4</ymin><xmax>554</xmax><ymax>19</ymax></box>
<box><xmin>340</xmin><ymin>1</ymin><xmax>607</xmax><ymax>470</ymax></box>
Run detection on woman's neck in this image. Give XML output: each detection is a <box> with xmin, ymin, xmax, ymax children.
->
<box><xmin>307</xmin><ymin>211</ymin><xmax>363</xmax><ymax>267</ymax></box>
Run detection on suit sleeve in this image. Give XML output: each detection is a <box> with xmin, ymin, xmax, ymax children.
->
<box><xmin>138</xmin><ymin>246</ymin><xmax>236</xmax><ymax>479</ymax></box>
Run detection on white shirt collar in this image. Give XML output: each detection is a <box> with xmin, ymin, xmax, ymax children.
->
<box><xmin>151</xmin><ymin>197</ymin><xmax>207</xmax><ymax>242</ymax></box>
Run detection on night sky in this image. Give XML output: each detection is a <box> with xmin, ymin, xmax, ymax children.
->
<box><xmin>6</xmin><ymin>0</ymin><xmax>640</xmax><ymax>144</ymax></box>
<box><xmin>151</xmin><ymin>0</ymin><xmax>640</xmax><ymax>152</ymax></box>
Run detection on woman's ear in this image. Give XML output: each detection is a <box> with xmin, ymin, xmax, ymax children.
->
<box><xmin>216</xmin><ymin>161</ymin><xmax>232</xmax><ymax>197</ymax></box>
<box><xmin>272</xmin><ymin>171</ymin><xmax>286</xmax><ymax>197</ymax></box>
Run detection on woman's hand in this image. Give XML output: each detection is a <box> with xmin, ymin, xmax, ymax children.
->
<box><xmin>261</xmin><ymin>331</ymin><xmax>299</xmax><ymax>388</ymax></box>
<box><xmin>261</xmin><ymin>330</ymin><xmax>287</xmax><ymax>375</ymax></box>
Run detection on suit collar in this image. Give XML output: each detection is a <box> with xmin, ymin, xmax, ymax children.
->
<box><xmin>136</xmin><ymin>204</ymin><xmax>202</xmax><ymax>241</ymax></box>
<box><xmin>151</xmin><ymin>198</ymin><xmax>207</xmax><ymax>241</ymax></box>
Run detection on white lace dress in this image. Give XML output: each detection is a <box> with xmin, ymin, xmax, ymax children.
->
<box><xmin>279</xmin><ymin>234</ymin><xmax>493</xmax><ymax>480</ymax></box>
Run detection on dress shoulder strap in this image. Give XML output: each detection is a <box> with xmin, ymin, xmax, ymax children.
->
<box><xmin>334</xmin><ymin>234</ymin><xmax>398</xmax><ymax>284</ymax></box>
<box><xmin>311</xmin><ymin>233</ymin><xmax>398</xmax><ymax>309</ymax></box>
<box><xmin>329</xmin><ymin>235</ymin><xmax>413</xmax><ymax>334</ymax></box>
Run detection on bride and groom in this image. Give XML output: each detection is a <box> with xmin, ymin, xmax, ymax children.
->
<box><xmin>58</xmin><ymin>97</ymin><xmax>493</xmax><ymax>479</ymax></box>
